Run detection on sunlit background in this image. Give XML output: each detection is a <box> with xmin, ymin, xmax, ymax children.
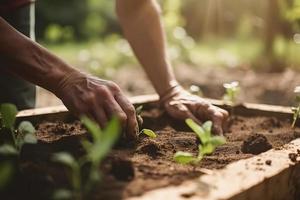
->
<box><xmin>34</xmin><ymin>0</ymin><xmax>300</xmax><ymax>107</ymax></box>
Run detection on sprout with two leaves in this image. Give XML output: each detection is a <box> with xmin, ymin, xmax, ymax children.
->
<box><xmin>173</xmin><ymin>119</ymin><xmax>226</xmax><ymax>164</ymax></box>
<box><xmin>291</xmin><ymin>86</ymin><xmax>300</xmax><ymax>128</ymax></box>
<box><xmin>223</xmin><ymin>81</ymin><xmax>240</xmax><ymax>115</ymax></box>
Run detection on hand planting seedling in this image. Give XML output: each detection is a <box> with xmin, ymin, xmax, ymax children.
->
<box><xmin>223</xmin><ymin>81</ymin><xmax>240</xmax><ymax>115</ymax></box>
<box><xmin>52</xmin><ymin>116</ymin><xmax>120</xmax><ymax>200</ymax></box>
<box><xmin>291</xmin><ymin>86</ymin><xmax>300</xmax><ymax>128</ymax></box>
<box><xmin>174</xmin><ymin>119</ymin><xmax>226</xmax><ymax>164</ymax></box>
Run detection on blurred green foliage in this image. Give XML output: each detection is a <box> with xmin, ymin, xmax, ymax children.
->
<box><xmin>37</xmin><ymin>0</ymin><xmax>300</xmax><ymax>74</ymax></box>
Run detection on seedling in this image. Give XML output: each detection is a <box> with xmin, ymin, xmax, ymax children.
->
<box><xmin>223</xmin><ymin>81</ymin><xmax>240</xmax><ymax>115</ymax></box>
<box><xmin>0</xmin><ymin>103</ymin><xmax>37</xmax><ymax>190</ymax></box>
<box><xmin>291</xmin><ymin>86</ymin><xmax>300</xmax><ymax>128</ymax></box>
<box><xmin>52</xmin><ymin>116</ymin><xmax>120</xmax><ymax>200</ymax></box>
<box><xmin>139</xmin><ymin>129</ymin><xmax>157</xmax><ymax>138</ymax></box>
<box><xmin>135</xmin><ymin>105</ymin><xmax>157</xmax><ymax>138</ymax></box>
<box><xmin>0</xmin><ymin>103</ymin><xmax>37</xmax><ymax>154</ymax></box>
<box><xmin>174</xmin><ymin>119</ymin><xmax>226</xmax><ymax>164</ymax></box>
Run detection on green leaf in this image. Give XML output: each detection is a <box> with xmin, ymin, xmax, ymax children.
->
<box><xmin>202</xmin><ymin>121</ymin><xmax>213</xmax><ymax>137</ymax></box>
<box><xmin>0</xmin><ymin>162</ymin><xmax>14</xmax><ymax>189</ymax></box>
<box><xmin>18</xmin><ymin>121</ymin><xmax>35</xmax><ymax>135</ymax></box>
<box><xmin>0</xmin><ymin>144</ymin><xmax>18</xmax><ymax>156</ymax></box>
<box><xmin>173</xmin><ymin>151</ymin><xmax>196</xmax><ymax>164</ymax></box>
<box><xmin>52</xmin><ymin>152</ymin><xmax>77</xmax><ymax>168</ymax></box>
<box><xmin>0</xmin><ymin>104</ymin><xmax>17</xmax><ymax>129</ymax></box>
<box><xmin>23</xmin><ymin>134</ymin><xmax>37</xmax><ymax>144</ymax></box>
<box><xmin>185</xmin><ymin>118</ymin><xmax>208</xmax><ymax>144</ymax></box>
<box><xmin>199</xmin><ymin>143</ymin><xmax>215</xmax><ymax>155</ymax></box>
<box><xmin>81</xmin><ymin>139</ymin><xmax>93</xmax><ymax>152</ymax></box>
<box><xmin>210</xmin><ymin>136</ymin><xmax>226</xmax><ymax>146</ymax></box>
<box><xmin>81</xmin><ymin>116</ymin><xmax>101</xmax><ymax>141</ymax></box>
<box><xmin>140</xmin><ymin>129</ymin><xmax>157</xmax><ymax>138</ymax></box>
<box><xmin>52</xmin><ymin>189</ymin><xmax>73</xmax><ymax>200</ymax></box>
<box><xmin>88</xmin><ymin>117</ymin><xmax>120</xmax><ymax>164</ymax></box>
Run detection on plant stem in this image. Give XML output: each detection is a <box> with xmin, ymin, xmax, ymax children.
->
<box><xmin>292</xmin><ymin>103</ymin><xmax>300</xmax><ymax>128</ymax></box>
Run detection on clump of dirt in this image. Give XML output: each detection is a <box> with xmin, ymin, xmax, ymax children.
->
<box><xmin>110</xmin><ymin>158</ymin><xmax>135</xmax><ymax>181</ymax></box>
<box><xmin>265</xmin><ymin>160</ymin><xmax>272</xmax><ymax>165</ymax></box>
<box><xmin>289</xmin><ymin>153</ymin><xmax>298</xmax><ymax>162</ymax></box>
<box><xmin>241</xmin><ymin>133</ymin><xmax>273</xmax><ymax>155</ymax></box>
<box><xmin>136</xmin><ymin>139</ymin><xmax>162</xmax><ymax>158</ymax></box>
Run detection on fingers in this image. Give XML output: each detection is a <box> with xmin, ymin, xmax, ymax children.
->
<box><xmin>79</xmin><ymin>92</ymin><xmax>109</xmax><ymax>128</ymax></box>
<box><xmin>103</xmin><ymin>96</ymin><xmax>129</xmax><ymax>134</ymax></box>
<box><xmin>95</xmin><ymin>86</ymin><xmax>137</xmax><ymax>140</ymax></box>
<box><xmin>195</xmin><ymin>104</ymin><xmax>228</xmax><ymax>135</ymax></box>
<box><xmin>165</xmin><ymin>101</ymin><xmax>201</xmax><ymax>125</ymax></box>
<box><xmin>171</xmin><ymin>96</ymin><xmax>228</xmax><ymax>135</ymax></box>
<box><xmin>114</xmin><ymin>93</ymin><xmax>138</xmax><ymax>140</ymax></box>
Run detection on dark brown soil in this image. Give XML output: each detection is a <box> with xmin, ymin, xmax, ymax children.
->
<box><xmin>3</xmin><ymin>105</ymin><xmax>300</xmax><ymax>200</ymax></box>
<box><xmin>241</xmin><ymin>133</ymin><xmax>272</xmax><ymax>155</ymax></box>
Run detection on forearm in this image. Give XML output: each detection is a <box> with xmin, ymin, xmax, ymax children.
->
<box><xmin>0</xmin><ymin>17</ymin><xmax>75</xmax><ymax>94</ymax></box>
<box><xmin>116</xmin><ymin>0</ymin><xmax>178</xmax><ymax>96</ymax></box>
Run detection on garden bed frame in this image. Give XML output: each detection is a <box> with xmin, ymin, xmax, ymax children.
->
<box><xmin>17</xmin><ymin>95</ymin><xmax>300</xmax><ymax>200</ymax></box>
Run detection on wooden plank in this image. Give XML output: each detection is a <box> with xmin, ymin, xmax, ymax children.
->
<box><xmin>16</xmin><ymin>94</ymin><xmax>293</xmax><ymax>119</ymax></box>
<box><xmin>127</xmin><ymin>138</ymin><xmax>300</xmax><ymax>200</ymax></box>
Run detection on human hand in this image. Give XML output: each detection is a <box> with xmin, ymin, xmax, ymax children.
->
<box><xmin>54</xmin><ymin>71</ymin><xmax>138</xmax><ymax>140</ymax></box>
<box><xmin>160</xmin><ymin>85</ymin><xmax>228</xmax><ymax>135</ymax></box>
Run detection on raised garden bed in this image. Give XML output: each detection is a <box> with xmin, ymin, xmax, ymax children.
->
<box><xmin>4</xmin><ymin>95</ymin><xmax>300</xmax><ymax>200</ymax></box>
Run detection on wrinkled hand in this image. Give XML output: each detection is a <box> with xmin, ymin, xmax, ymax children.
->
<box><xmin>55</xmin><ymin>71</ymin><xmax>138</xmax><ymax>140</ymax></box>
<box><xmin>161</xmin><ymin>86</ymin><xmax>228</xmax><ymax>135</ymax></box>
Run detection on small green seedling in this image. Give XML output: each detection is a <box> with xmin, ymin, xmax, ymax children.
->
<box><xmin>52</xmin><ymin>116</ymin><xmax>120</xmax><ymax>200</ymax></box>
<box><xmin>0</xmin><ymin>103</ymin><xmax>37</xmax><ymax>190</ymax></box>
<box><xmin>135</xmin><ymin>105</ymin><xmax>157</xmax><ymax>138</ymax></box>
<box><xmin>223</xmin><ymin>81</ymin><xmax>240</xmax><ymax>115</ymax></box>
<box><xmin>0</xmin><ymin>103</ymin><xmax>37</xmax><ymax>153</ymax></box>
<box><xmin>174</xmin><ymin>119</ymin><xmax>226</xmax><ymax>164</ymax></box>
<box><xmin>140</xmin><ymin>129</ymin><xmax>157</xmax><ymax>138</ymax></box>
<box><xmin>291</xmin><ymin>86</ymin><xmax>300</xmax><ymax>128</ymax></box>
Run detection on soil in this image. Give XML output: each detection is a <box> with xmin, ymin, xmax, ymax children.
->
<box><xmin>3</xmin><ymin>104</ymin><xmax>300</xmax><ymax>200</ymax></box>
<box><xmin>241</xmin><ymin>133</ymin><xmax>272</xmax><ymax>155</ymax></box>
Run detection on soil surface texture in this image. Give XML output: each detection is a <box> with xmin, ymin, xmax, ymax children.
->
<box><xmin>4</xmin><ymin>104</ymin><xmax>300</xmax><ymax>200</ymax></box>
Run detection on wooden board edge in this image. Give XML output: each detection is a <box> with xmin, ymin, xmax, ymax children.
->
<box><xmin>16</xmin><ymin>94</ymin><xmax>293</xmax><ymax>118</ymax></box>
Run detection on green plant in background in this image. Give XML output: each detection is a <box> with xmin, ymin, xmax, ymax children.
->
<box><xmin>291</xmin><ymin>86</ymin><xmax>300</xmax><ymax>128</ymax></box>
<box><xmin>52</xmin><ymin>116</ymin><xmax>120</xmax><ymax>200</ymax></box>
<box><xmin>223</xmin><ymin>81</ymin><xmax>240</xmax><ymax>105</ymax></box>
<box><xmin>0</xmin><ymin>103</ymin><xmax>37</xmax><ymax>190</ymax></box>
<box><xmin>223</xmin><ymin>81</ymin><xmax>240</xmax><ymax>115</ymax></box>
<box><xmin>174</xmin><ymin>119</ymin><xmax>226</xmax><ymax>164</ymax></box>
